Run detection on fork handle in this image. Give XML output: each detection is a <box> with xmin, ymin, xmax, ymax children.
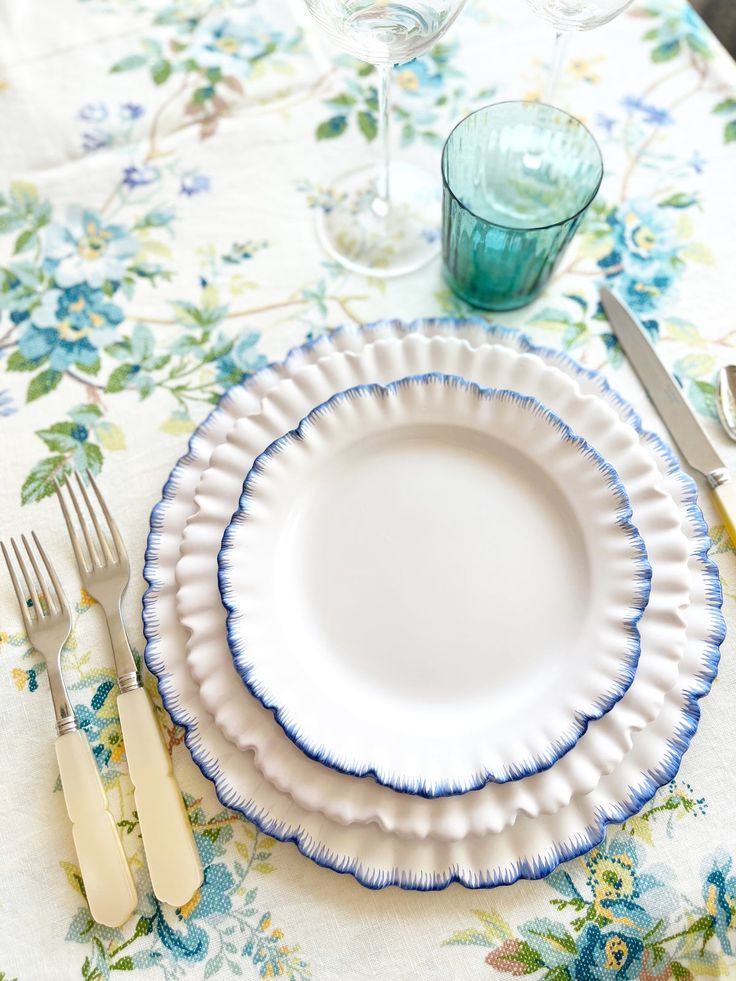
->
<box><xmin>55</xmin><ymin>729</ymin><xmax>138</xmax><ymax>927</ymax></box>
<box><xmin>117</xmin><ymin>687</ymin><xmax>202</xmax><ymax>907</ymax></box>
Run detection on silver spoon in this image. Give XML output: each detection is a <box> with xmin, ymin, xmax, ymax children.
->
<box><xmin>716</xmin><ymin>364</ymin><xmax>736</xmax><ymax>442</ymax></box>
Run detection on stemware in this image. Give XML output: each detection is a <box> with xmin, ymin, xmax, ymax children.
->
<box><xmin>304</xmin><ymin>0</ymin><xmax>467</xmax><ymax>277</ymax></box>
<box><xmin>525</xmin><ymin>0</ymin><xmax>635</xmax><ymax>101</ymax></box>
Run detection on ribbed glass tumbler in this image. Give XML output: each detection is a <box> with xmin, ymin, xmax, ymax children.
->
<box><xmin>441</xmin><ymin>102</ymin><xmax>603</xmax><ymax>311</ymax></box>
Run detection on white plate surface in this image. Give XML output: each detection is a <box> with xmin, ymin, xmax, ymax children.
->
<box><xmin>177</xmin><ymin>336</ymin><xmax>689</xmax><ymax>840</ymax></box>
<box><xmin>219</xmin><ymin>374</ymin><xmax>651</xmax><ymax>796</ymax></box>
<box><xmin>146</xmin><ymin>319</ymin><xmax>722</xmax><ymax>889</ymax></box>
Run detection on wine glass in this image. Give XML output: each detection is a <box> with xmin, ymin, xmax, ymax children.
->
<box><xmin>525</xmin><ymin>0</ymin><xmax>635</xmax><ymax>101</ymax></box>
<box><xmin>304</xmin><ymin>0</ymin><xmax>467</xmax><ymax>277</ymax></box>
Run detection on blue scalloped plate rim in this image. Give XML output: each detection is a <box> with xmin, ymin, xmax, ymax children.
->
<box><xmin>142</xmin><ymin>316</ymin><xmax>725</xmax><ymax>891</ymax></box>
<box><xmin>217</xmin><ymin>373</ymin><xmax>653</xmax><ymax>798</ymax></box>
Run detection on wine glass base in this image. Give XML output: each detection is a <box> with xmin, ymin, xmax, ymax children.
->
<box><xmin>315</xmin><ymin>162</ymin><xmax>441</xmax><ymax>278</ymax></box>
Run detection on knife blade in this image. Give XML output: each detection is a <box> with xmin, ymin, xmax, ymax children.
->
<box><xmin>600</xmin><ymin>286</ymin><xmax>736</xmax><ymax>546</ymax></box>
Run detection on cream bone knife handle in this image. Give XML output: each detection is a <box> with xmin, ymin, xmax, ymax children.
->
<box><xmin>713</xmin><ymin>479</ymin><xmax>736</xmax><ymax>547</ymax></box>
<box><xmin>55</xmin><ymin>729</ymin><xmax>137</xmax><ymax>928</ymax></box>
<box><xmin>117</xmin><ymin>686</ymin><xmax>203</xmax><ymax>906</ymax></box>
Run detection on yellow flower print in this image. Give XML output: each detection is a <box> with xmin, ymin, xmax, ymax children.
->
<box><xmin>395</xmin><ymin>67</ymin><xmax>420</xmax><ymax>93</ymax></box>
<box><xmin>586</xmin><ymin>849</ymin><xmax>637</xmax><ymax>920</ymax></box>
<box><xmin>76</xmin><ymin>220</ymin><xmax>114</xmax><ymax>262</ymax></box>
<box><xmin>604</xmin><ymin>934</ymin><xmax>631</xmax><ymax>970</ymax></box>
<box><xmin>100</xmin><ymin>723</ymin><xmax>125</xmax><ymax>762</ymax></box>
<box><xmin>179</xmin><ymin>887</ymin><xmax>202</xmax><ymax>919</ymax></box>
<box><xmin>78</xmin><ymin>589</ymin><xmax>97</xmax><ymax>610</ymax></box>
<box><xmin>568</xmin><ymin>56</ymin><xmax>604</xmax><ymax>84</ymax></box>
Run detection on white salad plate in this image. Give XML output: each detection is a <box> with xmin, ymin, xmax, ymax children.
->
<box><xmin>147</xmin><ymin>318</ymin><xmax>723</xmax><ymax>889</ymax></box>
<box><xmin>177</xmin><ymin>334</ymin><xmax>689</xmax><ymax>840</ymax></box>
<box><xmin>218</xmin><ymin>373</ymin><xmax>651</xmax><ymax>797</ymax></box>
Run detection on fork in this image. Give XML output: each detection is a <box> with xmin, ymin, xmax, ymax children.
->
<box><xmin>55</xmin><ymin>472</ymin><xmax>202</xmax><ymax>908</ymax></box>
<box><xmin>1</xmin><ymin>533</ymin><xmax>137</xmax><ymax>928</ymax></box>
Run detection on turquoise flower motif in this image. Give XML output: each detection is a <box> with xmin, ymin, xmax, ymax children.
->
<box><xmin>642</xmin><ymin>1</ymin><xmax>712</xmax><ymax>62</ymax></box>
<box><xmin>214</xmin><ymin>329</ymin><xmax>267</xmax><ymax>386</ymax></box>
<box><xmin>43</xmin><ymin>206</ymin><xmax>139</xmax><ymax>288</ymax></box>
<box><xmin>702</xmin><ymin>851</ymin><xmax>736</xmax><ymax>955</ymax></box>
<box><xmin>571</xmin><ymin>924</ymin><xmax>644</xmax><ymax>980</ymax></box>
<box><xmin>155</xmin><ymin>902</ymin><xmax>209</xmax><ymax>961</ymax></box>
<box><xmin>188</xmin><ymin>863</ymin><xmax>235</xmax><ymax>919</ymax></box>
<box><xmin>615</xmin><ymin>266</ymin><xmax>675</xmax><ymax>313</ymax></box>
<box><xmin>185</xmin><ymin>18</ymin><xmax>284</xmax><ymax>78</ymax></box>
<box><xmin>153</xmin><ymin>864</ymin><xmax>234</xmax><ymax>960</ymax></box>
<box><xmin>394</xmin><ymin>57</ymin><xmax>443</xmax><ymax>96</ymax></box>
<box><xmin>583</xmin><ymin>837</ymin><xmax>676</xmax><ymax>930</ymax></box>
<box><xmin>19</xmin><ymin>283</ymin><xmax>123</xmax><ymax>370</ymax></box>
<box><xmin>608</xmin><ymin>198</ymin><xmax>678</xmax><ymax>271</ymax></box>
<box><xmin>598</xmin><ymin>199</ymin><xmax>680</xmax><ymax>313</ymax></box>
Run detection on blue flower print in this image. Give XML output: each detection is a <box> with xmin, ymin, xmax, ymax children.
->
<box><xmin>185</xmin><ymin>18</ymin><xmax>282</xmax><ymax>78</ymax></box>
<box><xmin>571</xmin><ymin>924</ymin><xmax>644</xmax><ymax>981</ymax></box>
<box><xmin>583</xmin><ymin>838</ymin><xmax>676</xmax><ymax>931</ymax></box>
<box><xmin>621</xmin><ymin>96</ymin><xmax>673</xmax><ymax>127</ymax></box>
<box><xmin>122</xmin><ymin>163</ymin><xmax>158</xmax><ymax>190</ymax></box>
<box><xmin>119</xmin><ymin>101</ymin><xmax>145</xmax><ymax>120</ymax></box>
<box><xmin>19</xmin><ymin>284</ymin><xmax>123</xmax><ymax>370</ymax></box>
<box><xmin>394</xmin><ymin>57</ymin><xmax>443</xmax><ymax>95</ymax></box>
<box><xmin>689</xmin><ymin>150</ymin><xmax>706</xmax><ymax>174</ymax></box>
<box><xmin>43</xmin><ymin>206</ymin><xmax>139</xmax><ymax>288</ymax></box>
<box><xmin>82</xmin><ymin>129</ymin><xmax>112</xmax><ymax>153</ymax></box>
<box><xmin>643</xmin><ymin>1</ymin><xmax>712</xmax><ymax>61</ymax></box>
<box><xmin>186</xmin><ymin>863</ymin><xmax>235</xmax><ymax>919</ymax></box>
<box><xmin>155</xmin><ymin>903</ymin><xmax>209</xmax><ymax>962</ymax></box>
<box><xmin>180</xmin><ymin>173</ymin><xmax>211</xmax><ymax>196</ymax></box>
<box><xmin>608</xmin><ymin>198</ymin><xmax>678</xmax><ymax>271</ymax></box>
<box><xmin>214</xmin><ymin>329</ymin><xmax>267</xmax><ymax>385</ymax></box>
<box><xmin>702</xmin><ymin>851</ymin><xmax>736</xmax><ymax>955</ymax></box>
<box><xmin>78</xmin><ymin>101</ymin><xmax>108</xmax><ymax>122</ymax></box>
<box><xmin>615</xmin><ymin>266</ymin><xmax>675</xmax><ymax>313</ymax></box>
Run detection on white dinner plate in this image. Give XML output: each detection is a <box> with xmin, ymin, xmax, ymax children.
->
<box><xmin>218</xmin><ymin>374</ymin><xmax>651</xmax><ymax>797</ymax></box>
<box><xmin>177</xmin><ymin>335</ymin><xmax>689</xmax><ymax>840</ymax></box>
<box><xmin>146</xmin><ymin>318</ymin><xmax>723</xmax><ymax>889</ymax></box>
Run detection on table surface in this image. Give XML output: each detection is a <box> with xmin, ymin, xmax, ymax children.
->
<box><xmin>1</xmin><ymin>1</ymin><xmax>735</xmax><ymax>978</ymax></box>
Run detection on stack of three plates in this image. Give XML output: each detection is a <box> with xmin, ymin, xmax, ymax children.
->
<box><xmin>144</xmin><ymin>317</ymin><xmax>724</xmax><ymax>889</ymax></box>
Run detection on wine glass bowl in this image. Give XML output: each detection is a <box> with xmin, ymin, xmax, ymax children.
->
<box><xmin>304</xmin><ymin>0</ymin><xmax>467</xmax><ymax>277</ymax></box>
<box><xmin>305</xmin><ymin>0</ymin><xmax>464</xmax><ymax>63</ymax></box>
<box><xmin>525</xmin><ymin>0</ymin><xmax>634</xmax><ymax>32</ymax></box>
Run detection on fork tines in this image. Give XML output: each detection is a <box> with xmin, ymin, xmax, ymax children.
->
<box><xmin>1</xmin><ymin>531</ymin><xmax>65</xmax><ymax>625</ymax></box>
<box><xmin>54</xmin><ymin>471</ymin><xmax>125</xmax><ymax>574</ymax></box>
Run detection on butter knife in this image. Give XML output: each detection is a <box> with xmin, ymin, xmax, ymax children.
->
<box><xmin>600</xmin><ymin>287</ymin><xmax>736</xmax><ymax>546</ymax></box>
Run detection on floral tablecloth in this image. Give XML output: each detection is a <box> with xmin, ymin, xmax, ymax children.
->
<box><xmin>1</xmin><ymin>0</ymin><xmax>735</xmax><ymax>978</ymax></box>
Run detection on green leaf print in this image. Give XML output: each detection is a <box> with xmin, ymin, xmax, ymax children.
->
<box><xmin>21</xmin><ymin>456</ymin><xmax>68</xmax><ymax>505</ymax></box>
<box><xmin>357</xmin><ymin>110</ymin><xmax>378</xmax><ymax>140</ymax></box>
<box><xmin>27</xmin><ymin>369</ymin><xmax>62</xmax><ymax>402</ymax></box>
<box><xmin>316</xmin><ymin>115</ymin><xmax>348</xmax><ymax>139</ymax></box>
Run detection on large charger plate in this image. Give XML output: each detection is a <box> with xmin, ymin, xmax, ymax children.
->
<box><xmin>218</xmin><ymin>373</ymin><xmax>652</xmax><ymax>797</ymax></box>
<box><xmin>177</xmin><ymin>336</ymin><xmax>688</xmax><ymax>839</ymax></box>
<box><xmin>145</xmin><ymin>318</ymin><xmax>723</xmax><ymax>889</ymax></box>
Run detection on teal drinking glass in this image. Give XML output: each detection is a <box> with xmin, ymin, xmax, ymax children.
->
<box><xmin>441</xmin><ymin>102</ymin><xmax>603</xmax><ymax>311</ymax></box>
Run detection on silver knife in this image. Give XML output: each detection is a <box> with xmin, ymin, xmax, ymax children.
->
<box><xmin>600</xmin><ymin>286</ymin><xmax>736</xmax><ymax>545</ymax></box>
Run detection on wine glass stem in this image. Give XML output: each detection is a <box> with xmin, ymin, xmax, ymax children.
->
<box><xmin>373</xmin><ymin>62</ymin><xmax>391</xmax><ymax>217</ymax></box>
<box><xmin>547</xmin><ymin>30</ymin><xmax>570</xmax><ymax>104</ymax></box>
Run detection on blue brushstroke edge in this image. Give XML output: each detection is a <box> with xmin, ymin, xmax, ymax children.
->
<box><xmin>217</xmin><ymin>373</ymin><xmax>653</xmax><ymax>798</ymax></box>
<box><xmin>142</xmin><ymin>316</ymin><xmax>725</xmax><ymax>891</ymax></box>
